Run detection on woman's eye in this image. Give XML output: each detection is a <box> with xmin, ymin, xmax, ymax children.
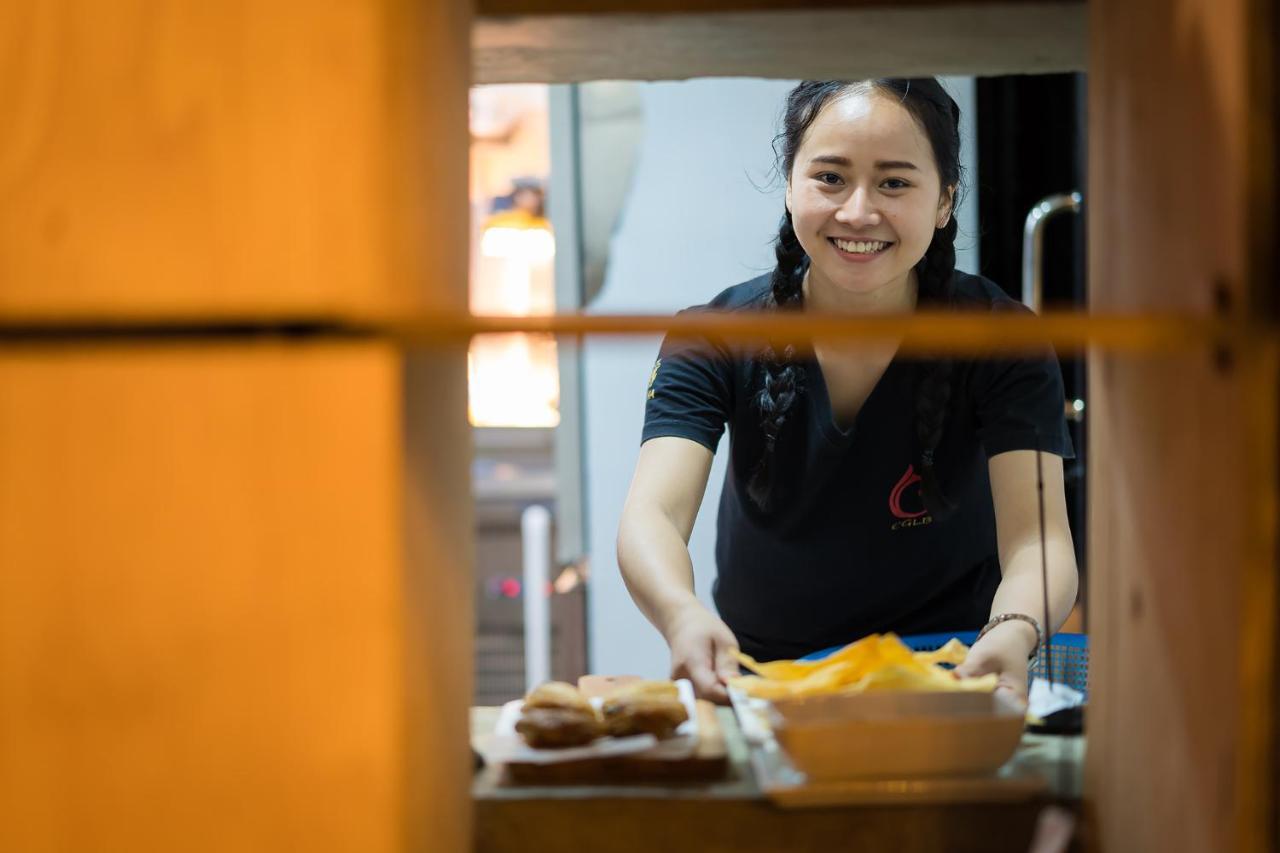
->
<box><xmin>881</xmin><ymin>178</ymin><xmax>911</xmax><ymax>190</ymax></box>
<box><xmin>816</xmin><ymin>172</ymin><xmax>843</xmax><ymax>186</ymax></box>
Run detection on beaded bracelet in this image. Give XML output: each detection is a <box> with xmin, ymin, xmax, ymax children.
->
<box><xmin>977</xmin><ymin>612</ymin><xmax>1044</xmax><ymax>661</ymax></box>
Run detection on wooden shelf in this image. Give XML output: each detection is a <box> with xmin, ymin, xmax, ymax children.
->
<box><xmin>474</xmin><ymin>1</ymin><xmax>1085</xmax><ymax>84</ymax></box>
<box><xmin>478</xmin><ymin>0</ymin><xmax>1069</xmax><ymax>13</ymax></box>
<box><xmin>0</xmin><ymin>310</ymin><xmax>1256</xmax><ymax>357</ymax></box>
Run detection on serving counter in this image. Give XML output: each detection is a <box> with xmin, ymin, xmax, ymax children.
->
<box><xmin>472</xmin><ymin>706</ymin><xmax>1083</xmax><ymax>853</ymax></box>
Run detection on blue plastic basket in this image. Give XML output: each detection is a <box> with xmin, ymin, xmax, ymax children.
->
<box><xmin>798</xmin><ymin>631</ymin><xmax>1090</xmax><ymax>697</ymax></box>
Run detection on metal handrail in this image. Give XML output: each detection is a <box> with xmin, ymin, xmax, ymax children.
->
<box><xmin>1022</xmin><ymin>191</ymin><xmax>1083</xmax><ymax>314</ymax></box>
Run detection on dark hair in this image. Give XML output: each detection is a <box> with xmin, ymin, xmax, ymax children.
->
<box><xmin>746</xmin><ymin>78</ymin><xmax>963</xmax><ymax>515</ymax></box>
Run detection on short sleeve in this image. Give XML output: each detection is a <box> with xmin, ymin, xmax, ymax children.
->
<box><xmin>969</xmin><ymin>348</ymin><xmax>1075</xmax><ymax>460</ymax></box>
<box><xmin>640</xmin><ymin>315</ymin><xmax>734</xmax><ymax>453</ymax></box>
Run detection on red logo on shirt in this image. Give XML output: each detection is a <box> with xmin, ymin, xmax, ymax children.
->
<box><xmin>889</xmin><ymin>465</ymin><xmax>928</xmax><ymax>520</ymax></box>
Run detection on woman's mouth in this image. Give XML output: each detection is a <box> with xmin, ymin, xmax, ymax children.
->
<box><xmin>829</xmin><ymin>237</ymin><xmax>893</xmax><ymax>259</ymax></box>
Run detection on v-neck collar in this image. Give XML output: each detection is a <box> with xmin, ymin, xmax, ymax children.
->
<box><xmin>805</xmin><ymin>353</ymin><xmax>906</xmax><ymax>446</ymax></box>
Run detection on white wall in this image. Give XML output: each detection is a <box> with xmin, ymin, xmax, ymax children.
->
<box><xmin>945</xmin><ymin>76</ymin><xmax>980</xmax><ymax>275</ymax></box>
<box><xmin>581</xmin><ymin>77</ymin><xmax>979</xmax><ymax>678</ymax></box>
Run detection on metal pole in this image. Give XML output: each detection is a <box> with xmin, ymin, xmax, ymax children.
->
<box><xmin>521</xmin><ymin>504</ymin><xmax>553</xmax><ymax>692</ymax></box>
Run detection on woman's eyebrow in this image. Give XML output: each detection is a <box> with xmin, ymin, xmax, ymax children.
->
<box><xmin>876</xmin><ymin>160</ymin><xmax>920</xmax><ymax>171</ymax></box>
<box><xmin>808</xmin><ymin>155</ymin><xmax>920</xmax><ymax>171</ymax></box>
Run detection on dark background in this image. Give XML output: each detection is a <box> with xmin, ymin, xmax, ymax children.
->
<box><xmin>975</xmin><ymin>72</ymin><xmax>1088</xmax><ymax>615</ymax></box>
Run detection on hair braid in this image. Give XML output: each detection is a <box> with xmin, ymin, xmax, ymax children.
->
<box><xmin>913</xmin><ymin>215</ymin><xmax>959</xmax><ymax>517</ymax></box>
<box><xmin>745</xmin><ymin>212</ymin><xmax>806</xmax><ymax>511</ymax></box>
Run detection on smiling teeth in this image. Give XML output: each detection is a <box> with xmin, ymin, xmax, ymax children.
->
<box><xmin>834</xmin><ymin>238</ymin><xmax>888</xmax><ymax>254</ymax></box>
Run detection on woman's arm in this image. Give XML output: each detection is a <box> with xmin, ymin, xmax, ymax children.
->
<box><xmin>954</xmin><ymin>449</ymin><xmax>1080</xmax><ymax>702</ymax></box>
<box><xmin>617</xmin><ymin>436</ymin><xmax>740</xmax><ymax>702</ymax></box>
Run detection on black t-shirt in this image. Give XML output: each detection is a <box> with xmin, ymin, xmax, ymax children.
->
<box><xmin>641</xmin><ymin>271</ymin><xmax>1073</xmax><ymax>662</ymax></box>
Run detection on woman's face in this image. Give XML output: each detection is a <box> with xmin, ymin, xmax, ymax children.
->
<box><xmin>786</xmin><ymin>89</ymin><xmax>954</xmax><ymax>301</ymax></box>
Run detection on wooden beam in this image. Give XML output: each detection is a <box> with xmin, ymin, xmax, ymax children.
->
<box><xmin>478</xmin><ymin>0</ymin><xmax>1071</xmax><ymax>13</ymax></box>
<box><xmin>0</xmin><ymin>344</ymin><xmax>408</xmax><ymax>850</ymax></box>
<box><xmin>401</xmin><ymin>348</ymin><xmax>475</xmax><ymax>853</ymax></box>
<box><xmin>0</xmin><ymin>0</ymin><xmax>469</xmax><ymax>320</ymax></box>
<box><xmin>0</xmin><ymin>1</ymin><xmax>474</xmax><ymax>850</ymax></box>
<box><xmin>474</xmin><ymin>3</ymin><xmax>1085</xmax><ymax>83</ymax></box>
<box><xmin>1085</xmin><ymin>0</ymin><xmax>1277</xmax><ymax>849</ymax></box>
<box><xmin>0</xmin><ymin>311</ymin><xmax>1253</xmax><ymax>357</ymax></box>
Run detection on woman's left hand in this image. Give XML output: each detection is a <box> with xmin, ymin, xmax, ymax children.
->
<box><xmin>952</xmin><ymin>620</ymin><xmax>1037</xmax><ymax>708</ymax></box>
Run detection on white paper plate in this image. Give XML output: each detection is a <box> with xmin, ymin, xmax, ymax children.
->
<box><xmin>476</xmin><ymin>678</ymin><xmax>699</xmax><ymax>766</ymax></box>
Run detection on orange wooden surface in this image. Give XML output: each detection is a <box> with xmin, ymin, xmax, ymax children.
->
<box><xmin>1087</xmin><ymin>349</ymin><xmax>1274</xmax><ymax>851</ymax></box>
<box><xmin>0</xmin><ymin>343</ymin><xmax>418</xmax><ymax>852</ymax></box>
<box><xmin>0</xmin><ymin>0</ymin><xmax>469</xmax><ymax>321</ymax></box>
<box><xmin>0</xmin><ymin>310</ymin><xmax>1247</xmax><ymax>356</ymax></box>
<box><xmin>1086</xmin><ymin>0</ymin><xmax>1277</xmax><ymax>849</ymax></box>
<box><xmin>400</xmin><ymin>349</ymin><xmax>475</xmax><ymax>853</ymax></box>
<box><xmin>377</xmin><ymin>310</ymin><xmax>1238</xmax><ymax>355</ymax></box>
<box><xmin>0</xmin><ymin>1</ymin><xmax>475</xmax><ymax>851</ymax></box>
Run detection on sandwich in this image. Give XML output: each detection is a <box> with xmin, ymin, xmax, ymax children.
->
<box><xmin>515</xmin><ymin>681</ymin><xmax>603</xmax><ymax>748</ymax></box>
<box><xmin>599</xmin><ymin>679</ymin><xmax>688</xmax><ymax>740</ymax></box>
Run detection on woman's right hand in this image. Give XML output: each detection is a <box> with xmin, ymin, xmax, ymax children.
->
<box><xmin>662</xmin><ymin>601</ymin><xmax>741</xmax><ymax>704</ymax></box>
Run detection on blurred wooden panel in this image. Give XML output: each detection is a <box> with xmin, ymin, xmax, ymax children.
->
<box><xmin>0</xmin><ymin>342</ymin><xmax>470</xmax><ymax>852</ymax></box>
<box><xmin>1087</xmin><ymin>350</ymin><xmax>1275</xmax><ymax>852</ymax></box>
<box><xmin>401</xmin><ymin>349</ymin><xmax>475</xmax><ymax>853</ymax></box>
<box><xmin>1086</xmin><ymin>0</ymin><xmax>1277</xmax><ymax>849</ymax></box>
<box><xmin>473</xmin><ymin>3</ymin><xmax>1084</xmax><ymax>83</ymax></box>
<box><xmin>478</xmin><ymin>0</ymin><xmax>1071</xmax><ymax>11</ymax></box>
<box><xmin>1088</xmin><ymin>0</ymin><xmax>1263</xmax><ymax>314</ymax></box>
<box><xmin>0</xmin><ymin>0</ymin><xmax>468</xmax><ymax>320</ymax></box>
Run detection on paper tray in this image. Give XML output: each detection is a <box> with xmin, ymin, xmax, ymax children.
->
<box><xmin>729</xmin><ymin>685</ymin><xmax>1042</xmax><ymax>806</ymax></box>
<box><xmin>748</xmin><ymin>736</ymin><xmax>1046</xmax><ymax>808</ymax></box>
<box><xmin>474</xmin><ymin>679</ymin><xmax>700</xmax><ymax>767</ymax></box>
<box><xmin>768</xmin><ymin>689</ymin><xmax>1026</xmax><ymax>781</ymax></box>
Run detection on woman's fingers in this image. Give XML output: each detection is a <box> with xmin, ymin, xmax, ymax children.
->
<box><xmin>996</xmin><ymin>681</ymin><xmax>1029</xmax><ymax>710</ymax></box>
<box><xmin>671</xmin><ymin>644</ymin><xmax>726</xmax><ymax>703</ymax></box>
<box><xmin>956</xmin><ymin>646</ymin><xmax>1029</xmax><ymax>706</ymax></box>
<box><xmin>701</xmin><ymin>679</ymin><xmax>730</xmax><ymax>705</ymax></box>
<box><xmin>952</xmin><ymin>655</ymin><xmax>986</xmax><ymax>679</ymax></box>
<box><xmin>680</xmin><ymin>655</ymin><xmax>728</xmax><ymax>704</ymax></box>
<box><xmin>665</xmin><ymin>605</ymin><xmax>738</xmax><ymax>704</ymax></box>
<box><xmin>713</xmin><ymin>638</ymin><xmax>741</xmax><ymax>684</ymax></box>
<box><xmin>698</xmin><ymin>635</ymin><xmax>735</xmax><ymax>703</ymax></box>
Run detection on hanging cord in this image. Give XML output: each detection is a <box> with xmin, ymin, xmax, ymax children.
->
<box><xmin>1027</xmin><ymin>432</ymin><xmax>1084</xmax><ymax>740</ymax></box>
<box><xmin>1036</xmin><ymin>433</ymin><xmax>1055</xmax><ymax>689</ymax></box>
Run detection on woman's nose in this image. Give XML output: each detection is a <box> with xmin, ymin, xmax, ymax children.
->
<box><xmin>836</xmin><ymin>187</ymin><xmax>881</xmax><ymax>227</ymax></box>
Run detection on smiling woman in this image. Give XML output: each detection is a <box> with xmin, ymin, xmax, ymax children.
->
<box><xmin>785</xmin><ymin>84</ymin><xmax>956</xmax><ymax>305</ymax></box>
<box><xmin>616</xmin><ymin>78</ymin><xmax>1079</xmax><ymax>708</ymax></box>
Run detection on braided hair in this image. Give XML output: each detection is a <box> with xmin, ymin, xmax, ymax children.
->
<box><xmin>746</xmin><ymin>78</ymin><xmax>964</xmax><ymax>515</ymax></box>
